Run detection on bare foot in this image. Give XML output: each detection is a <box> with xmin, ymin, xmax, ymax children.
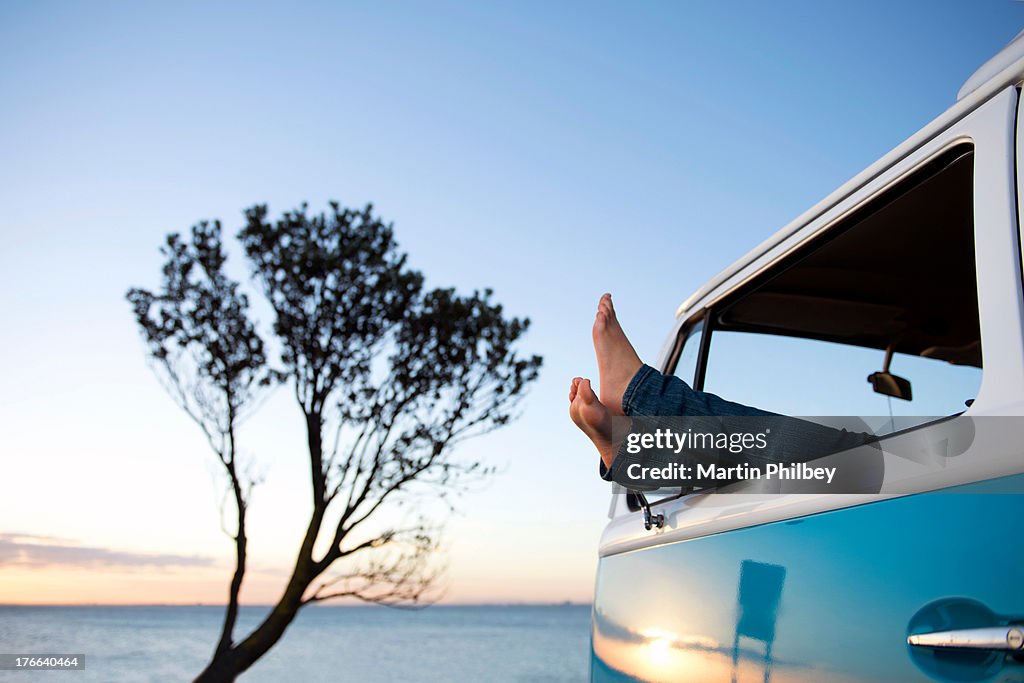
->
<box><xmin>569</xmin><ymin>377</ymin><xmax>616</xmax><ymax>469</ymax></box>
<box><xmin>592</xmin><ymin>293</ymin><xmax>642</xmax><ymax>416</ymax></box>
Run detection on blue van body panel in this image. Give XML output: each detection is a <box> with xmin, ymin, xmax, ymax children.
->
<box><xmin>591</xmin><ymin>474</ymin><xmax>1024</xmax><ymax>682</ymax></box>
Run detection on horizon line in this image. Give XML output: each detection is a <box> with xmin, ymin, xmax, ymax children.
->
<box><xmin>0</xmin><ymin>601</ymin><xmax>593</xmax><ymax>608</ymax></box>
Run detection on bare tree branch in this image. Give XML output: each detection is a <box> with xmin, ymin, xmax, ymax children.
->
<box><xmin>127</xmin><ymin>221</ymin><xmax>274</xmax><ymax>663</ymax></box>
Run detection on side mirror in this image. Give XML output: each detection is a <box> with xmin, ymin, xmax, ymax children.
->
<box><xmin>867</xmin><ymin>371</ymin><xmax>913</xmax><ymax>401</ymax></box>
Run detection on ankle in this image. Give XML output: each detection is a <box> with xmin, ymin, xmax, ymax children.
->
<box><xmin>599</xmin><ymin>442</ymin><xmax>617</xmax><ymax>469</ymax></box>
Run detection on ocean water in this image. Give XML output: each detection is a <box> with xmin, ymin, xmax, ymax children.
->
<box><xmin>0</xmin><ymin>605</ymin><xmax>592</xmax><ymax>682</ymax></box>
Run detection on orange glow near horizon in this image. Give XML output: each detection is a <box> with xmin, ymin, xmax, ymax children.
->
<box><xmin>0</xmin><ymin>565</ymin><xmax>592</xmax><ymax>606</ymax></box>
<box><xmin>0</xmin><ymin>565</ymin><xmax>278</xmax><ymax>606</ymax></box>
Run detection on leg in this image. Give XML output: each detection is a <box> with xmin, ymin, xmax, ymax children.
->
<box><xmin>592</xmin><ymin>293</ymin><xmax>642</xmax><ymax>416</ymax></box>
<box><xmin>586</xmin><ymin>294</ymin><xmax>873</xmax><ymax>476</ymax></box>
<box><xmin>621</xmin><ymin>364</ymin><xmax>777</xmax><ymax>419</ymax></box>
<box><xmin>568</xmin><ymin>377</ymin><xmax>617</xmax><ymax>469</ymax></box>
<box><xmin>592</xmin><ymin>293</ymin><xmax>774</xmax><ymax>419</ymax></box>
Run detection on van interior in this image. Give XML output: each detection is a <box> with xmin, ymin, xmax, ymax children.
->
<box><xmin>716</xmin><ymin>145</ymin><xmax>981</xmax><ymax>373</ymax></box>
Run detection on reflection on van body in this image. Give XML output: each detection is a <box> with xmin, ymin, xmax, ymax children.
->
<box><xmin>732</xmin><ymin>560</ymin><xmax>785</xmax><ymax>683</ymax></box>
<box><xmin>592</xmin><ymin>33</ymin><xmax>1024</xmax><ymax>683</ymax></box>
<box><xmin>592</xmin><ymin>477</ymin><xmax>1024</xmax><ymax>682</ymax></box>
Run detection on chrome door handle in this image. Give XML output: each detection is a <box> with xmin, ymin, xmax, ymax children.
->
<box><xmin>908</xmin><ymin>626</ymin><xmax>1024</xmax><ymax>651</ymax></box>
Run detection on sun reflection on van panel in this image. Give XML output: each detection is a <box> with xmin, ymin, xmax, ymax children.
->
<box><xmin>591</xmin><ymin>538</ymin><xmax>888</xmax><ymax>682</ymax></box>
<box><xmin>645</xmin><ymin>637</ymin><xmax>671</xmax><ymax>667</ymax></box>
<box><xmin>592</xmin><ymin>619</ymin><xmax>861</xmax><ymax>683</ymax></box>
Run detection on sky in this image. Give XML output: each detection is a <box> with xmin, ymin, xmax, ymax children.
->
<box><xmin>1</xmin><ymin>1</ymin><xmax>1022</xmax><ymax>605</ymax></box>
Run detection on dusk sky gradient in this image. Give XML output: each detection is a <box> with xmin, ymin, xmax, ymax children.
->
<box><xmin>1</xmin><ymin>1</ymin><xmax>1021</xmax><ymax>604</ymax></box>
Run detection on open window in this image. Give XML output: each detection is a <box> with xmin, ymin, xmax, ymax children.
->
<box><xmin>632</xmin><ymin>143</ymin><xmax>983</xmax><ymax>510</ymax></box>
<box><xmin>691</xmin><ymin>143</ymin><xmax>982</xmax><ymax>433</ymax></box>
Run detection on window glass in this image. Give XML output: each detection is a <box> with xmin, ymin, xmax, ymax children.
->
<box><xmin>671</xmin><ymin>320</ymin><xmax>704</xmax><ymax>386</ymax></box>
<box><xmin>704</xmin><ymin>331</ymin><xmax>981</xmax><ymax>434</ymax></box>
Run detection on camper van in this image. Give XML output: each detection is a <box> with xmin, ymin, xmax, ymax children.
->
<box><xmin>591</xmin><ymin>33</ymin><xmax>1024</xmax><ymax>683</ymax></box>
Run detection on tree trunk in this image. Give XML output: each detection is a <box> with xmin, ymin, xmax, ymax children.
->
<box><xmin>193</xmin><ymin>554</ymin><xmax>320</xmax><ymax>682</ymax></box>
<box><xmin>214</xmin><ymin>424</ymin><xmax>247</xmax><ymax>658</ymax></box>
<box><xmin>193</xmin><ymin>411</ymin><xmax>328</xmax><ymax>682</ymax></box>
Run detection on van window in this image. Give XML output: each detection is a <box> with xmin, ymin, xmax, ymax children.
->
<box><xmin>698</xmin><ymin>144</ymin><xmax>981</xmax><ymax>432</ymax></box>
<box><xmin>671</xmin><ymin>319</ymin><xmax>704</xmax><ymax>386</ymax></box>
<box><xmin>704</xmin><ymin>331</ymin><xmax>980</xmax><ymax>432</ymax></box>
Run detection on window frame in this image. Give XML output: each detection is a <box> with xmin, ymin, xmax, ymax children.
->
<box><xmin>670</xmin><ymin>142</ymin><xmax>981</xmax><ymax>415</ymax></box>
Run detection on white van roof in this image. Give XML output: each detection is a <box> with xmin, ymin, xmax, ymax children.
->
<box><xmin>676</xmin><ymin>29</ymin><xmax>1024</xmax><ymax>320</ymax></box>
<box><xmin>958</xmin><ymin>29</ymin><xmax>1024</xmax><ymax>100</ymax></box>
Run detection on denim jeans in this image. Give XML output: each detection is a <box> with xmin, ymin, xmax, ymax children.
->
<box><xmin>622</xmin><ymin>364</ymin><xmax>776</xmax><ymax>419</ymax></box>
<box><xmin>600</xmin><ymin>364</ymin><xmax>872</xmax><ymax>482</ymax></box>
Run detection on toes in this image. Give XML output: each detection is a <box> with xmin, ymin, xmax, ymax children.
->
<box><xmin>579</xmin><ymin>378</ymin><xmax>596</xmax><ymax>404</ymax></box>
<box><xmin>569</xmin><ymin>377</ymin><xmax>582</xmax><ymax>402</ymax></box>
<box><xmin>602</xmin><ymin>293</ymin><xmax>616</xmax><ymax>320</ymax></box>
<box><xmin>594</xmin><ymin>310</ymin><xmax>607</xmax><ymax>330</ymax></box>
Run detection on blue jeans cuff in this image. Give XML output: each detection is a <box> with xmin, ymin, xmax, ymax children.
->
<box><xmin>621</xmin><ymin>363</ymin><xmax>656</xmax><ymax>416</ymax></box>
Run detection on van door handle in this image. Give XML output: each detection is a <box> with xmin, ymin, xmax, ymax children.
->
<box><xmin>907</xmin><ymin>626</ymin><xmax>1024</xmax><ymax>651</ymax></box>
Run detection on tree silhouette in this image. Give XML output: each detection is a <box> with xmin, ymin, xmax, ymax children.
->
<box><xmin>127</xmin><ymin>222</ymin><xmax>272</xmax><ymax>662</ymax></box>
<box><xmin>127</xmin><ymin>202</ymin><xmax>542</xmax><ymax>682</ymax></box>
